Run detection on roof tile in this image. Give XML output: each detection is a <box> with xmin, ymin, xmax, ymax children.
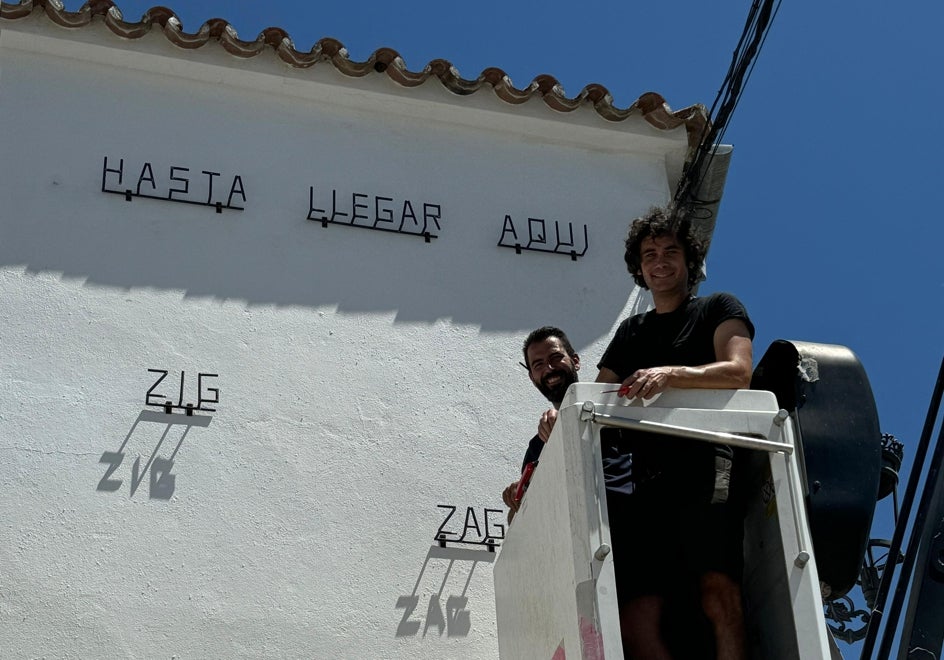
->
<box><xmin>0</xmin><ymin>0</ymin><xmax>709</xmax><ymax>145</ymax></box>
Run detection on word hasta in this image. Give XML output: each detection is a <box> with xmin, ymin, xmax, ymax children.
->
<box><xmin>102</xmin><ymin>156</ymin><xmax>246</xmax><ymax>211</ymax></box>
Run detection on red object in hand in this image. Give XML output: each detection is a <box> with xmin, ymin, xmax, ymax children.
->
<box><xmin>515</xmin><ymin>461</ymin><xmax>538</xmax><ymax>503</ymax></box>
<box><xmin>602</xmin><ymin>384</ymin><xmax>631</xmax><ymax>397</ymax></box>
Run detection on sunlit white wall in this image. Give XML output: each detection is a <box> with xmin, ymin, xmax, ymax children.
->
<box><xmin>0</xmin><ymin>14</ymin><xmax>696</xmax><ymax>659</ymax></box>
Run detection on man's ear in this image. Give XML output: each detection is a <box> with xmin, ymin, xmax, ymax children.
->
<box><xmin>528</xmin><ymin>369</ymin><xmax>540</xmax><ymax>387</ymax></box>
<box><xmin>573</xmin><ymin>354</ymin><xmax>580</xmax><ymax>371</ymax></box>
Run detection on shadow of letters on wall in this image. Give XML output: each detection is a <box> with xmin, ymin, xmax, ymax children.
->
<box><xmin>395</xmin><ymin>544</ymin><xmax>495</xmax><ymax>639</ymax></box>
<box><xmin>98</xmin><ymin>409</ymin><xmax>210</xmax><ymax>500</ymax></box>
<box><xmin>98</xmin><ymin>369</ymin><xmax>217</xmax><ymax>499</ymax></box>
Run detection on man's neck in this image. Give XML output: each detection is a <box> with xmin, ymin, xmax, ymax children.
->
<box><xmin>652</xmin><ymin>288</ymin><xmax>691</xmax><ymax>314</ymax></box>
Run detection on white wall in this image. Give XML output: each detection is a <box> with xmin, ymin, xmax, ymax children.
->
<box><xmin>0</xmin><ymin>14</ymin><xmax>702</xmax><ymax>659</ymax></box>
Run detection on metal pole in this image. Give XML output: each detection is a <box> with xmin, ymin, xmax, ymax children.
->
<box><xmin>587</xmin><ymin>409</ymin><xmax>793</xmax><ymax>454</ymax></box>
<box><xmin>860</xmin><ymin>356</ymin><xmax>944</xmax><ymax>660</ymax></box>
<box><xmin>882</xmin><ymin>418</ymin><xmax>944</xmax><ymax>658</ymax></box>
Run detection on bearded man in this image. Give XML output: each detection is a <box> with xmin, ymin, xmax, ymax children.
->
<box><xmin>501</xmin><ymin>326</ymin><xmax>580</xmax><ymax>522</ymax></box>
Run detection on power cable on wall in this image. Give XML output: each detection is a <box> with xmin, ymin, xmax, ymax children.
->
<box><xmin>673</xmin><ymin>0</ymin><xmax>783</xmax><ymax>216</ymax></box>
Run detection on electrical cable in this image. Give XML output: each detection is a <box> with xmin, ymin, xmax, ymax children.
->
<box><xmin>673</xmin><ymin>0</ymin><xmax>782</xmax><ymax>215</ymax></box>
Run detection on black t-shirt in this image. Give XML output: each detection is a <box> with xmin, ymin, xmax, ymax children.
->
<box><xmin>596</xmin><ymin>293</ymin><xmax>754</xmax><ymax>497</ymax></box>
<box><xmin>598</xmin><ymin>292</ymin><xmax>754</xmax><ymax>377</ymax></box>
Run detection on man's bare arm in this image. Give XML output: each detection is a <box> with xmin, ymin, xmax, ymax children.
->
<box><xmin>596</xmin><ymin>318</ymin><xmax>753</xmax><ymax>399</ymax></box>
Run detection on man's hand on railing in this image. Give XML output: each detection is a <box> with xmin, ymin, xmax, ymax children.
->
<box><xmin>619</xmin><ymin>367</ymin><xmax>673</xmax><ymax>400</ymax></box>
<box><xmin>502</xmin><ymin>480</ymin><xmax>521</xmax><ymax>523</ymax></box>
<box><xmin>538</xmin><ymin>407</ymin><xmax>558</xmax><ymax>442</ymax></box>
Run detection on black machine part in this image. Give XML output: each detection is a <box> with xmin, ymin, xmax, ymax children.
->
<box><xmin>751</xmin><ymin>340</ymin><xmax>883</xmax><ymax>599</ymax></box>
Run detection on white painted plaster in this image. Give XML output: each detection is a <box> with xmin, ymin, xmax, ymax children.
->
<box><xmin>0</xmin><ymin>15</ymin><xmax>708</xmax><ymax>659</ymax></box>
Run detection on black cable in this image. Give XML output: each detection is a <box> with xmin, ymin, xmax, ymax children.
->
<box><xmin>677</xmin><ymin>3</ymin><xmax>758</xmax><ymax>192</ymax></box>
<box><xmin>674</xmin><ymin>0</ymin><xmax>782</xmax><ymax>213</ymax></box>
<box><xmin>712</xmin><ymin>0</ymin><xmax>782</xmax><ymax>151</ymax></box>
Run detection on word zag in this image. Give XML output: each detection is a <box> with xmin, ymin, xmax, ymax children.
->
<box><xmin>435</xmin><ymin>505</ymin><xmax>505</xmax><ymax>551</ymax></box>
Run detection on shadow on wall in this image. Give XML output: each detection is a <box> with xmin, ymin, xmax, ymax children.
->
<box><xmin>97</xmin><ymin>409</ymin><xmax>211</xmax><ymax>500</ymax></box>
<box><xmin>395</xmin><ymin>544</ymin><xmax>496</xmax><ymax>639</ymax></box>
<box><xmin>1</xmin><ymin>190</ymin><xmax>644</xmax><ymax>346</ymax></box>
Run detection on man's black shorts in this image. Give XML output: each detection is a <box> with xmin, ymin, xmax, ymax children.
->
<box><xmin>604</xmin><ymin>486</ymin><xmax>745</xmax><ymax>600</ymax></box>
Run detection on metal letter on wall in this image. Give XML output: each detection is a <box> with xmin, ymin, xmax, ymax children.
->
<box><xmin>96</xmin><ymin>369</ymin><xmax>218</xmax><ymax>500</ymax></box>
<box><xmin>307</xmin><ymin>187</ymin><xmax>442</xmax><ymax>243</ymax></box>
<box><xmin>497</xmin><ymin>214</ymin><xmax>589</xmax><ymax>260</ymax></box>
<box><xmin>101</xmin><ymin>156</ymin><xmax>246</xmax><ymax>213</ymax></box>
<box><xmin>434</xmin><ymin>504</ymin><xmax>505</xmax><ymax>552</ymax></box>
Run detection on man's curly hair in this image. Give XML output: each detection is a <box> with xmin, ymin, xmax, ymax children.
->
<box><xmin>623</xmin><ymin>206</ymin><xmax>708</xmax><ymax>291</ymax></box>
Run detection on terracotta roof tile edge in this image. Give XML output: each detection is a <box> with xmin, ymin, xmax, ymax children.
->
<box><xmin>1</xmin><ymin>0</ymin><xmax>709</xmax><ymax>143</ymax></box>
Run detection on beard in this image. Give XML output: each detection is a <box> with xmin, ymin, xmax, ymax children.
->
<box><xmin>537</xmin><ymin>366</ymin><xmax>578</xmax><ymax>405</ymax></box>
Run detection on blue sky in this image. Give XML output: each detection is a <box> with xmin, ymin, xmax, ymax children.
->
<box><xmin>63</xmin><ymin>0</ymin><xmax>944</xmax><ymax>651</ymax></box>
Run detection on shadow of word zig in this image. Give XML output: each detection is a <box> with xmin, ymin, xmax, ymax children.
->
<box><xmin>97</xmin><ymin>410</ymin><xmax>211</xmax><ymax>500</ymax></box>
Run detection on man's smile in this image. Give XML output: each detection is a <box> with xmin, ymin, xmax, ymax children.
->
<box><xmin>543</xmin><ymin>372</ymin><xmax>563</xmax><ymax>388</ymax></box>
